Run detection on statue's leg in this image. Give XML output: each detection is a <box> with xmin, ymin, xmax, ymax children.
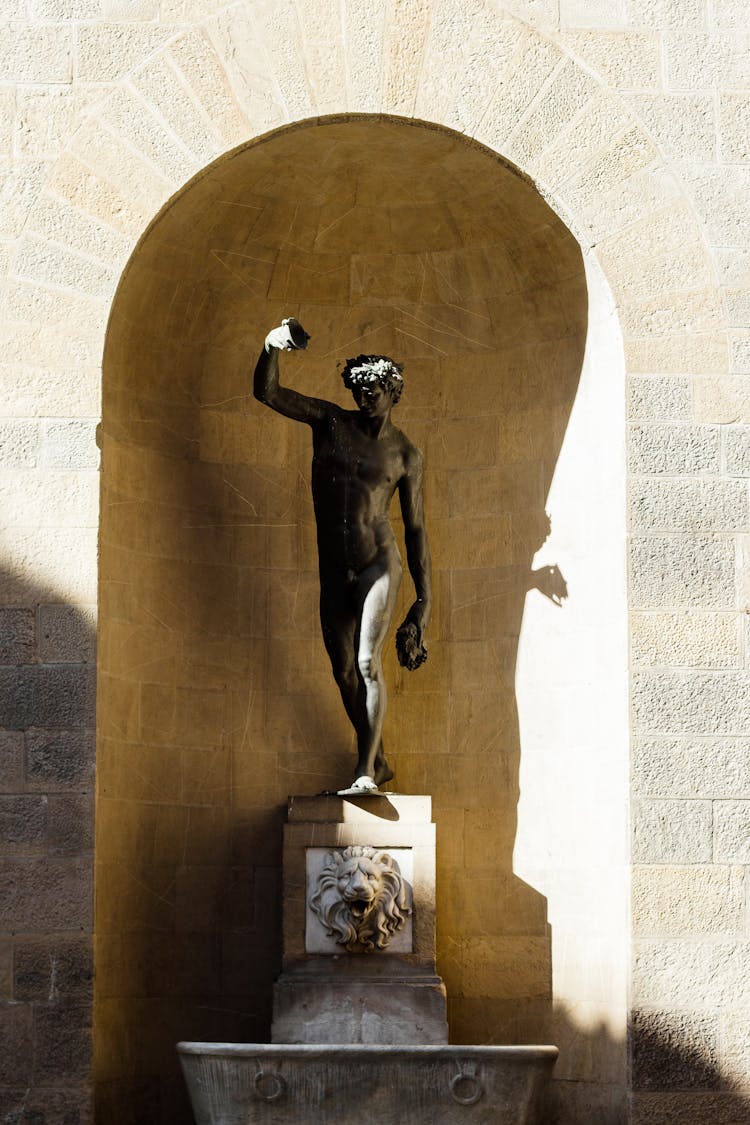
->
<box><xmin>354</xmin><ymin>553</ymin><xmax>402</xmax><ymax>782</ymax></box>
<box><xmin>319</xmin><ymin>588</ymin><xmax>358</xmax><ymax>727</ymax></box>
<box><xmin>319</xmin><ymin>590</ymin><xmax>391</xmax><ymax>783</ymax></box>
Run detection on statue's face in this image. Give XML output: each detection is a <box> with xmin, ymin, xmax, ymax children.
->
<box><xmin>351</xmin><ymin>381</ymin><xmax>392</xmax><ymax>418</ymax></box>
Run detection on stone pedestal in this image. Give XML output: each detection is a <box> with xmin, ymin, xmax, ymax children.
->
<box><xmin>179</xmin><ymin>792</ymin><xmax>559</xmax><ymax>1123</ymax></box>
<box><xmin>271</xmin><ymin>794</ymin><xmax>448</xmax><ymax>1045</ymax></box>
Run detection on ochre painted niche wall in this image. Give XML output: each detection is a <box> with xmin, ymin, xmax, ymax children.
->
<box><xmin>96</xmin><ymin>117</ymin><xmax>587</xmax><ymax>1122</ymax></box>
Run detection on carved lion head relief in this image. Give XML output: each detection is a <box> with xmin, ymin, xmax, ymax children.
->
<box><xmin>309</xmin><ymin>846</ymin><xmax>412</xmax><ymax>953</ymax></box>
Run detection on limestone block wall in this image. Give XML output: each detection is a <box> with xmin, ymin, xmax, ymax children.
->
<box><xmin>0</xmin><ymin>2</ymin><xmax>748</xmax><ymax>1124</ymax></box>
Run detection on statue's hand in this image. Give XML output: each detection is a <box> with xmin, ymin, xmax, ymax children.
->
<box><xmin>530</xmin><ymin>564</ymin><xmax>568</xmax><ymax>606</ymax></box>
<box><xmin>264</xmin><ymin>318</ymin><xmax>310</xmax><ymax>353</ymax></box>
<box><xmin>406</xmin><ymin>600</ymin><xmax>429</xmax><ymax>643</ymax></box>
<box><xmin>396</xmin><ymin>603</ymin><xmax>429</xmax><ymax>671</ymax></box>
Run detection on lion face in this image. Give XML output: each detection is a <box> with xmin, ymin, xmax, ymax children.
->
<box><xmin>309</xmin><ymin>846</ymin><xmax>412</xmax><ymax>953</ymax></box>
<box><xmin>336</xmin><ymin>856</ymin><xmax>382</xmax><ymax>920</ymax></box>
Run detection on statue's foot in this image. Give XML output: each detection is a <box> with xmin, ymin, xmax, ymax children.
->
<box><xmin>373</xmin><ymin>745</ymin><xmax>394</xmax><ymax>787</ymax></box>
<box><xmin>374</xmin><ymin>760</ymin><xmax>394</xmax><ymax>786</ymax></box>
<box><xmin>337</xmin><ymin>775</ymin><xmax>380</xmax><ymax>796</ymax></box>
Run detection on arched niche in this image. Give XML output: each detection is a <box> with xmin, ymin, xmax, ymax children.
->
<box><xmin>97</xmin><ymin>116</ymin><xmax>601</xmax><ymax>1121</ymax></box>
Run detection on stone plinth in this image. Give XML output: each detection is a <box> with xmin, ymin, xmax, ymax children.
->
<box><xmin>271</xmin><ymin>794</ymin><xmax>448</xmax><ymax>1045</ymax></box>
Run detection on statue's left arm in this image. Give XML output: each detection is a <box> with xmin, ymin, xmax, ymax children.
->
<box><xmin>397</xmin><ymin>445</ymin><xmax>432</xmax><ymax>644</ymax></box>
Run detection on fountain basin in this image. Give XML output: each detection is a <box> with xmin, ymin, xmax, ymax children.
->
<box><xmin>178</xmin><ymin>1042</ymin><xmax>558</xmax><ymax>1124</ymax></box>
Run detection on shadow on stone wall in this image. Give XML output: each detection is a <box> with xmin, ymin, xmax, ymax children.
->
<box><xmin>550</xmin><ymin>1009</ymin><xmax>750</xmax><ymax>1124</ymax></box>
<box><xmin>0</xmin><ymin>563</ymin><xmax>96</xmax><ymax>1124</ymax></box>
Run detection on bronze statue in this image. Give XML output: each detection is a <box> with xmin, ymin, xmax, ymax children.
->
<box><xmin>254</xmin><ymin>319</ymin><xmax>432</xmax><ymax>794</ymax></box>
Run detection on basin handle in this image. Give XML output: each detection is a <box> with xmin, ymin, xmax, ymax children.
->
<box><xmin>449</xmin><ymin>1062</ymin><xmax>484</xmax><ymax>1106</ymax></box>
<box><xmin>254</xmin><ymin>1069</ymin><xmax>286</xmax><ymax>1102</ymax></box>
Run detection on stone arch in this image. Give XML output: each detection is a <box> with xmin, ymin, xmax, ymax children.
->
<box><xmin>7</xmin><ymin>3</ymin><xmax>727</xmax><ymax>448</ymax></box>
<box><xmin>97</xmin><ymin>114</ymin><xmax>594</xmax><ymax>1121</ymax></box>
<box><xmin>9</xmin><ymin>1</ymin><xmax>727</xmax><ymax>394</ymax></box>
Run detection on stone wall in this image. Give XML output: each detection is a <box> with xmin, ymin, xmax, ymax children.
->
<box><xmin>0</xmin><ymin>2</ymin><xmax>749</xmax><ymax>1123</ymax></box>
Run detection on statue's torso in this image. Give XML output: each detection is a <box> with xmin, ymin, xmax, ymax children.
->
<box><xmin>311</xmin><ymin>407</ymin><xmax>408</xmax><ymax>576</ymax></box>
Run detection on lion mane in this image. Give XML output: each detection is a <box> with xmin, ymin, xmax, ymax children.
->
<box><xmin>309</xmin><ymin>846</ymin><xmax>412</xmax><ymax>953</ymax></box>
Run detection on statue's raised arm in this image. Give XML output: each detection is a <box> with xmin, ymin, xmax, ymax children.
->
<box><xmin>253</xmin><ymin>318</ymin><xmax>329</xmax><ymax>426</ymax></box>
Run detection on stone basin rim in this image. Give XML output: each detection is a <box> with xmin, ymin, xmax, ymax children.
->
<box><xmin>177</xmin><ymin>1042</ymin><xmax>559</xmax><ymax>1060</ymax></box>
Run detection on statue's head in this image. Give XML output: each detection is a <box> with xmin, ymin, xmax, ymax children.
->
<box><xmin>341</xmin><ymin>355</ymin><xmax>404</xmax><ymax>412</ymax></box>
<box><xmin>309</xmin><ymin>845</ymin><xmax>411</xmax><ymax>953</ymax></box>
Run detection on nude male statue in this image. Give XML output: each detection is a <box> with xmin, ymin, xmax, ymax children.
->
<box><xmin>254</xmin><ymin>319</ymin><xmax>432</xmax><ymax>795</ymax></box>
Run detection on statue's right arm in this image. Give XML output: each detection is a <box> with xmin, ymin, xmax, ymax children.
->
<box><xmin>253</xmin><ymin>343</ymin><xmax>329</xmax><ymax>426</ymax></box>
